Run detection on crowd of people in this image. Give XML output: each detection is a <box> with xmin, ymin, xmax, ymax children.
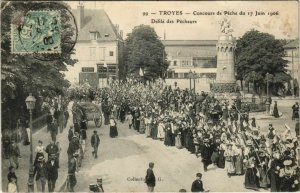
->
<box><xmin>70</xmin><ymin>80</ymin><xmax>299</xmax><ymax>192</ymax></box>
<box><xmin>2</xmin><ymin>79</ymin><xmax>300</xmax><ymax>192</ymax></box>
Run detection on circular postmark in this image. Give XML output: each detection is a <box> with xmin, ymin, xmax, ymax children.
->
<box><xmin>11</xmin><ymin>1</ymin><xmax>78</xmax><ymax>61</ymax></box>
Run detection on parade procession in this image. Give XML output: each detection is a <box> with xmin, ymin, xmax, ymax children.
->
<box><xmin>1</xmin><ymin>1</ymin><xmax>300</xmax><ymax>193</ymax></box>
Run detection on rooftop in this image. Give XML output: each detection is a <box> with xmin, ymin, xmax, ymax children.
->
<box><xmin>72</xmin><ymin>8</ymin><xmax>122</xmax><ymax>41</ymax></box>
<box><xmin>162</xmin><ymin>40</ymin><xmax>218</xmax><ymax>46</ymax></box>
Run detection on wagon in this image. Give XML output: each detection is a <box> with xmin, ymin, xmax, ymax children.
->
<box><xmin>77</xmin><ymin>102</ymin><xmax>103</xmax><ymax>128</ymax></box>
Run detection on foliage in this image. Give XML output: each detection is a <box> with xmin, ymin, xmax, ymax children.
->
<box><xmin>235</xmin><ymin>29</ymin><xmax>290</xmax><ymax>94</ymax></box>
<box><xmin>1</xmin><ymin>1</ymin><xmax>77</xmax><ymax>130</ymax></box>
<box><xmin>124</xmin><ymin>25</ymin><xmax>168</xmax><ymax>80</ymax></box>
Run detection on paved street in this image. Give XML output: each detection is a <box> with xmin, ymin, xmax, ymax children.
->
<box><xmin>2</xmin><ymin>98</ymin><xmax>298</xmax><ymax>192</ymax></box>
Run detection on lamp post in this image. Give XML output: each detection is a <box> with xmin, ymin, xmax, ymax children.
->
<box><xmin>265</xmin><ymin>72</ymin><xmax>270</xmax><ymax>113</ymax></box>
<box><xmin>189</xmin><ymin>70</ymin><xmax>192</xmax><ymax>91</ymax></box>
<box><xmin>25</xmin><ymin>93</ymin><xmax>36</xmax><ymax>192</ymax></box>
<box><xmin>193</xmin><ymin>71</ymin><xmax>196</xmax><ymax>93</ymax></box>
<box><xmin>104</xmin><ymin>62</ymin><xmax>108</xmax><ymax>86</ymax></box>
<box><xmin>252</xmin><ymin>71</ymin><xmax>256</xmax><ymax>103</ymax></box>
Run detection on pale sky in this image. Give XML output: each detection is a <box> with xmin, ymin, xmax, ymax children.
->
<box><xmin>68</xmin><ymin>1</ymin><xmax>298</xmax><ymax>40</ymax></box>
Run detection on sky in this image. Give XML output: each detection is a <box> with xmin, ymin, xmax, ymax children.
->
<box><xmin>68</xmin><ymin>1</ymin><xmax>298</xmax><ymax>40</ymax></box>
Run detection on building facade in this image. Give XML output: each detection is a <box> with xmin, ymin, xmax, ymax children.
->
<box><xmin>65</xmin><ymin>5</ymin><xmax>123</xmax><ymax>88</ymax></box>
<box><xmin>163</xmin><ymin>40</ymin><xmax>218</xmax><ymax>79</ymax></box>
<box><xmin>283</xmin><ymin>39</ymin><xmax>299</xmax><ymax>95</ymax></box>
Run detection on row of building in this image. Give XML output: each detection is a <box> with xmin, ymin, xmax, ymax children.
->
<box><xmin>65</xmin><ymin>5</ymin><xmax>299</xmax><ymax>93</ymax></box>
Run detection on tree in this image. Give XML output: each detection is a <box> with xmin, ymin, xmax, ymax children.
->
<box><xmin>235</xmin><ymin>29</ymin><xmax>290</xmax><ymax>95</ymax></box>
<box><xmin>1</xmin><ymin>1</ymin><xmax>77</xmax><ymax>130</ymax></box>
<box><xmin>124</xmin><ymin>25</ymin><xmax>168</xmax><ymax>81</ymax></box>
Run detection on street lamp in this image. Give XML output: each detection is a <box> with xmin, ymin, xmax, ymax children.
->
<box><xmin>265</xmin><ymin>73</ymin><xmax>270</xmax><ymax>113</ymax></box>
<box><xmin>193</xmin><ymin>71</ymin><xmax>197</xmax><ymax>93</ymax></box>
<box><xmin>25</xmin><ymin>93</ymin><xmax>36</xmax><ymax>192</ymax></box>
<box><xmin>103</xmin><ymin>62</ymin><xmax>108</xmax><ymax>86</ymax></box>
<box><xmin>252</xmin><ymin>71</ymin><xmax>256</xmax><ymax>103</ymax></box>
<box><xmin>189</xmin><ymin>70</ymin><xmax>192</xmax><ymax>91</ymax></box>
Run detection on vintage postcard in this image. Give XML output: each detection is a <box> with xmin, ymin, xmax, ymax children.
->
<box><xmin>1</xmin><ymin>0</ymin><xmax>299</xmax><ymax>192</ymax></box>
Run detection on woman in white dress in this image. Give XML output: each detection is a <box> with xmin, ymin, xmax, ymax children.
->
<box><xmin>157</xmin><ymin>120</ymin><xmax>165</xmax><ymax>141</ymax></box>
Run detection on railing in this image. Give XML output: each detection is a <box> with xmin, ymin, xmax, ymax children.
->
<box><xmin>32</xmin><ymin>113</ymin><xmax>48</xmax><ymax>132</ymax></box>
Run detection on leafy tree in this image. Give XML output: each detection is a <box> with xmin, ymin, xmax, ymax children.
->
<box><xmin>124</xmin><ymin>25</ymin><xmax>168</xmax><ymax>81</ymax></box>
<box><xmin>235</xmin><ymin>29</ymin><xmax>290</xmax><ymax>95</ymax></box>
<box><xmin>1</xmin><ymin>1</ymin><xmax>77</xmax><ymax>130</ymax></box>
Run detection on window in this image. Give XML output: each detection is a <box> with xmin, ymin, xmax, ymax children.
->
<box><xmin>90</xmin><ymin>32</ymin><xmax>99</xmax><ymax>40</ymax></box>
<box><xmin>109</xmin><ymin>51</ymin><xmax>114</xmax><ymax>56</ymax></box>
<box><xmin>105</xmin><ymin>34</ymin><xmax>109</xmax><ymax>37</ymax></box>
<box><xmin>173</xmin><ymin>61</ymin><xmax>177</xmax><ymax>66</ymax></box>
<box><xmin>89</xmin><ymin>47</ymin><xmax>96</xmax><ymax>57</ymax></box>
<box><xmin>99</xmin><ymin>48</ymin><xmax>105</xmax><ymax>60</ymax></box>
<box><xmin>82</xmin><ymin>67</ymin><xmax>94</xmax><ymax>72</ymax></box>
<box><xmin>181</xmin><ymin>60</ymin><xmax>191</xmax><ymax>66</ymax></box>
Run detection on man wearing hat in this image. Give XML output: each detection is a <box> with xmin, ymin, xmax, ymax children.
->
<box><xmin>45</xmin><ymin>141</ymin><xmax>59</xmax><ymax>167</ymax></box>
<box><xmin>201</xmin><ymin>138</ymin><xmax>212</xmax><ymax>172</ymax></box>
<box><xmin>91</xmin><ymin>130</ymin><xmax>100</xmax><ymax>159</ymax></box>
<box><xmin>8</xmin><ymin>140</ymin><xmax>20</xmax><ymax>169</ymax></box>
<box><xmin>46</xmin><ymin>154</ymin><xmax>59</xmax><ymax>192</ymax></box>
<box><xmin>67</xmin><ymin>135</ymin><xmax>80</xmax><ymax>164</ymax></box>
<box><xmin>68</xmin><ymin>126</ymin><xmax>74</xmax><ymax>142</ymax></box>
<box><xmin>191</xmin><ymin>173</ymin><xmax>204</xmax><ymax>192</ymax></box>
<box><xmin>267</xmin><ymin>124</ymin><xmax>276</xmax><ymax>152</ymax></box>
<box><xmin>94</xmin><ymin>178</ymin><xmax>104</xmax><ymax>192</ymax></box>
<box><xmin>33</xmin><ymin>155</ymin><xmax>48</xmax><ymax>193</ymax></box>
<box><xmin>68</xmin><ymin>153</ymin><xmax>79</xmax><ymax>192</ymax></box>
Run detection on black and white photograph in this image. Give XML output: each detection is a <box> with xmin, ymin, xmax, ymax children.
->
<box><xmin>1</xmin><ymin>0</ymin><xmax>299</xmax><ymax>192</ymax></box>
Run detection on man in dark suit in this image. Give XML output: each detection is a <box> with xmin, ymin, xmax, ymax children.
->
<box><xmin>145</xmin><ymin>162</ymin><xmax>156</xmax><ymax>192</ymax></box>
<box><xmin>191</xmin><ymin>173</ymin><xmax>204</xmax><ymax>192</ymax></box>
<box><xmin>34</xmin><ymin>156</ymin><xmax>48</xmax><ymax>193</ymax></box>
<box><xmin>68</xmin><ymin>126</ymin><xmax>74</xmax><ymax>142</ymax></box>
<box><xmin>68</xmin><ymin>153</ymin><xmax>78</xmax><ymax>192</ymax></box>
<box><xmin>47</xmin><ymin>154</ymin><xmax>59</xmax><ymax>192</ymax></box>
<box><xmin>67</xmin><ymin>135</ymin><xmax>80</xmax><ymax>164</ymax></box>
<box><xmin>201</xmin><ymin>139</ymin><xmax>212</xmax><ymax>172</ymax></box>
<box><xmin>91</xmin><ymin>130</ymin><xmax>100</xmax><ymax>158</ymax></box>
<box><xmin>49</xmin><ymin>119</ymin><xmax>58</xmax><ymax>143</ymax></box>
<box><xmin>45</xmin><ymin>141</ymin><xmax>60</xmax><ymax>167</ymax></box>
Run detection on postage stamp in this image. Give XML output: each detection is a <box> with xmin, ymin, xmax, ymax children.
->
<box><xmin>11</xmin><ymin>10</ymin><xmax>61</xmax><ymax>54</ymax></box>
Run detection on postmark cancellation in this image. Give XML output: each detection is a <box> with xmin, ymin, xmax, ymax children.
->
<box><xmin>11</xmin><ymin>10</ymin><xmax>61</xmax><ymax>54</ymax></box>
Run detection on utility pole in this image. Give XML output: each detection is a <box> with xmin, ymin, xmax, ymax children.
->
<box><xmin>291</xmin><ymin>49</ymin><xmax>295</xmax><ymax>96</ymax></box>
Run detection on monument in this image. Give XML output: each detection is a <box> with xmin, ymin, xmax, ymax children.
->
<box><xmin>211</xmin><ymin>18</ymin><xmax>237</xmax><ymax>93</ymax></box>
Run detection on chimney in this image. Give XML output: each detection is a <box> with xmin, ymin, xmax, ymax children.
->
<box><xmin>77</xmin><ymin>3</ymin><xmax>84</xmax><ymax>29</ymax></box>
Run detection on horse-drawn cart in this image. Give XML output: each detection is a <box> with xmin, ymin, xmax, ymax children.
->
<box><xmin>73</xmin><ymin>102</ymin><xmax>103</xmax><ymax>128</ymax></box>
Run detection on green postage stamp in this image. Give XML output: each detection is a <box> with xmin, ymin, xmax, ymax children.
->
<box><xmin>11</xmin><ymin>11</ymin><xmax>61</xmax><ymax>54</ymax></box>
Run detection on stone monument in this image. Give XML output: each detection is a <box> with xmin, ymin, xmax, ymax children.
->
<box><xmin>211</xmin><ymin>18</ymin><xmax>237</xmax><ymax>93</ymax></box>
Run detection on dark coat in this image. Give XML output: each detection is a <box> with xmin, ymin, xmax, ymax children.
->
<box><xmin>145</xmin><ymin>168</ymin><xmax>156</xmax><ymax>187</ymax></box>
<box><xmin>45</xmin><ymin>144</ymin><xmax>59</xmax><ymax>156</ymax></box>
<box><xmin>46</xmin><ymin>114</ymin><xmax>53</xmax><ymax>124</ymax></box>
<box><xmin>34</xmin><ymin>162</ymin><xmax>48</xmax><ymax>181</ymax></box>
<box><xmin>91</xmin><ymin>134</ymin><xmax>100</xmax><ymax>147</ymax></box>
<box><xmin>191</xmin><ymin>179</ymin><xmax>204</xmax><ymax>192</ymax></box>
<box><xmin>68</xmin><ymin>129</ymin><xmax>74</xmax><ymax>142</ymax></box>
<box><xmin>50</xmin><ymin>122</ymin><xmax>58</xmax><ymax>134</ymax></box>
<box><xmin>201</xmin><ymin>144</ymin><xmax>212</xmax><ymax>163</ymax></box>
<box><xmin>67</xmin><ymin>139</ymin><xmax>80</xmax><ymax>155</ymax></box>
<box><xmin>47</xmin><ymin>160</ymin><xmax>59</xmax><ymax>181</ymax></box>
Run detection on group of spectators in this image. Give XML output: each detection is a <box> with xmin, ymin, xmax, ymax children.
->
<box><xmin>75</xmin><ymin>80</ymin><xmax>299</xmax><ymax>192</ymax></box>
